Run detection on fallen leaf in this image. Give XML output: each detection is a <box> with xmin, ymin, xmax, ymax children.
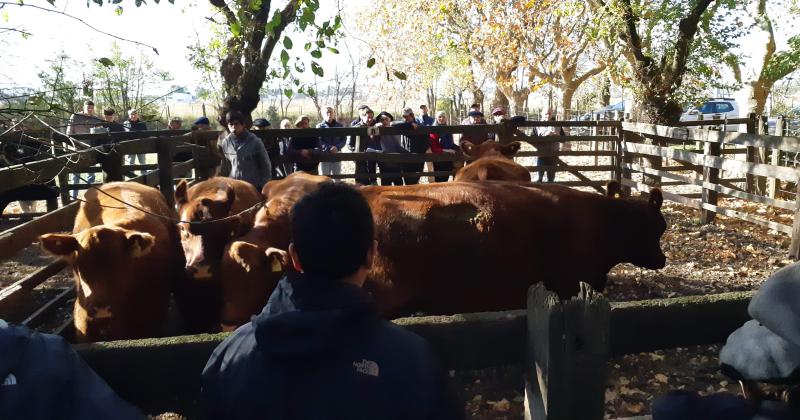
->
<box><xmin>655</xmin><ymin>373</ymin><xmax>669</xmax><ymax>384</ymax></box>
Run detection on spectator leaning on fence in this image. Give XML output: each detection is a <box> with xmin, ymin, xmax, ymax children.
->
<box><xmin>396</xmin><ymin>108</ymin><xmax>430</xmax><ymax>185</ymax></box>
<box><xmin>459</xmin><ymin>110</ymin><xmax>493</xmax><ymax>147</ymax></box>
<box><xmin>348</xmin><ymin>106</ymin><xmax>380</xmax><ymax>185</ymax></box>
<box><xmin>124</xmin><ymin>109</ymin><xmax>148</xmax><ymax>175</ymax></box>
<box><xmin>201</xmin><ymin>182</ymin><xmax>465</xmax><ymax>420</ymax></box>
<box><xmin>417</xmin><ymin>104</ymin><xmax>434</xmax><ymax>126</ymax></box>
<box><xmin>271</xmin><ymin>118</ymin><xmax>293</xmax><ymax>178</ymax></box>
<box><xmin>252</xmin><ymin>118</ymin><xmax>271</xmax><ymax>130</ymax></box>
<box><xmin>66</xmin><ymin>101</ymin><xmax>103</xmax><ymax>198</ymax></box>
<box><xmin>218</xmin><ymin>110</ymin><xmax>272</xmax><ymax>191</ymax></box>
<box><xmin>373</xmin><ymin>111</ymin><xmax>404</xmax><ymax>186</ymax></box>
<box><xmin>317</xmin><ymin>106</ymin><xmax>346</xmax><ymax>177</ymax></box>
<box><xmin>286</xmin><ymin>115</ymin><xmax>321</xmax><ymax>174</ymax></box>
<box><xmin>429</xmin><ymin>111</ymin><xmax>458</xmax><ymax>182</ymax></box>
<box><xmin>102</xmin><ymin>109</ymin><xmax>125</xmax><ymax>133</ymax></box>
<box><xmin>534</xmin><ymin>108</ymin><xmax>564</xmax><ymax>183</ymax></box>
<box><xmin>193</xmin><ymin>116</ymin><xmax>211</xmax><ymax>131</ymax></box>
<box><xmin>167</xmin><ymin>117</ymin><xmax>182</xmax><ymax>130</ymax></box>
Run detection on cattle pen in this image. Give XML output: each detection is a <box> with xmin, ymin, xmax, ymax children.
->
<box><xmin>1</xmin><ymin>115</ymin><xmax>799</xmax><ymax>419</ymax></box>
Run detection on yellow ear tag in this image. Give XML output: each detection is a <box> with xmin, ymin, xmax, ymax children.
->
<box><xmin>271</xmin><ymin>257</ymin><xmax>282</xmax><ymax>273</ymax></box>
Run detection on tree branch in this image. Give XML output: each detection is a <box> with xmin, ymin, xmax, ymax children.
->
<box><xmin>665</xmin><ymin>0</ymin><xmax>714</xmax><ymax>89</ymax></box>
<box><xmin>208</xmin><ymin>0</ymin><xmax>238</xmax><ymax>27</ymax></box>
<box><xmin>259</xmin><ymin>0</ymin><xmax>300</xmax><ymax>62</ymax></box>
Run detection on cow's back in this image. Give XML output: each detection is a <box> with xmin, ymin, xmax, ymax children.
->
<box><xmin>454</xmin><ymin>157</ymin><xmax>531</xmax><ymax>182</ymax></box>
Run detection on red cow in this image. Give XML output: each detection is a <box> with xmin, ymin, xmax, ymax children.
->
<box><xmin>455</xmin><ymin>140</ymin><xmax>531</xmax><ymax>182</ymax></box>
<box><xmin>217</xmin><ymin>173</ymin><xmax>667</xmax><ymax>326</ymax></box>
<box><xmin>39</xmin><ymin>182</ymin><xmax>183</xmax><ymax>342</ymax></box>
<box><xmin>173</xmin><ymin>177</ymin><xmax>262</xmax><ymax>332</ymax></box>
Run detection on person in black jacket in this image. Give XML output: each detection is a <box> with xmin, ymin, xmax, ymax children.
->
<box><xmin>286</xmin><ymin>115</ymin><xmax>320</xmax><ymax>174</ymax></box>
<box><xmin>202</xmin><ymin>182</ymin><xmax>464</xmax><ymax>420</ymax></box>
<box><xmin>396</xmin><ymin>107</ymin><xmax>430</xmax><ymax>185</ymax></box>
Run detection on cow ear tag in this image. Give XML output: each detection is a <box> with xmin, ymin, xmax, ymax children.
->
<box><xmin>271</xmin><ymin>258</ymin><xmax>282</xmax><ymax>273</ymax></box>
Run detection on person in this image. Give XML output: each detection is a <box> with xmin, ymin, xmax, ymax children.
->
<box><xmin>124</xmin><ymin>109</ymin><xmax>148</xmax><ymax>175</ymax></box>
<box><xmin>396</xmin><ymin>107</ymin><xmax>430</xmax><ymax>185</ymax></box>
<box><xmin>193</xmin><ymin>116</ymin><xmax>212</xmax><ymax>131</ymax></box>
<box><xmin>218</xmin><ymin>110</ymin><xmax>272</xmax><ymax>190</ymax></box>
<box><xmin>372</xmin><ymin>111</ymin><xmax>404</xmax><ymax>186</ymax></box>
<box><xmin>429</xmin><ymin>111</ymin><xmax>458</xmax><ymax>182</ymax></box>
<box><xmin>101</xmin><ymin>109</ymin><xmax>125</xmax><ymax>133</ymax></box>
<box><xmin>167</xmin><ymin>117</ymin><xmax>182</xmax><ymax>130</ymax></box>
<box><xmin>271</xmin><ymin>118</ymin><xmax>293</xmax><ymax>178</ymax></box>
<box><xmin>417</xmin><ymin>104</ymin><xmax>434</xmax><ymax>126</ymax></box>
<box><xmin>0</xmin><ymin>319</ymin><xmax>144</xmax><ymax>419</ymax></box>
<box><xmin>253</xmin><ymin>118</ymin><xmax>271</xmax><ymax>130</ymax></box>
<box><xmin>348</xmin><ymin>106</ymin><xmax>380</xmax><ymax>185</ymax></box>
<box><xmin>316</xmin><ymin>106</ymin><xmax>346</xmax><ymax>177</ymax></box>
<box><xmin>201</xmin><ymin>183</ymin><xmax>464</xmax><ymax>420</ymax></box>
<box><xmin>286</xmin><ymin>115</ymin><xmax>320</xmax><ymax>174</ymax></box>
<box><xmin>535</xmin><ymin>108</ymin><xmax>564</xmax><ymax>183</ymax></box>
<box><xmin>460</xmin><ymin>103</ymin><xmax>486</xmax><ymax>125</ymax></box>
<box><xmin>459</xmin><ymin>110</ymin><xmax>493</xmax><ymax>146</ymax></box>
<box><xmin>66</xmin><ymin>101</ymin><xmax>103</xmax><ymax>197</ymax></box>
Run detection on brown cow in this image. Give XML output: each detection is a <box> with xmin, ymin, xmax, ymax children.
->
<box><xmin>173</xmin><ymin>177</ymin><xmax>262</xmax><ymax>332</ymax></box>
<box><xmin>218</xmin><ymin>172</ymin><xmax>667</xmax><ymax>327</ymax></box>
<box><xmin>455</xmin><ymin>140</ymin><xmax>531</xmax><ymax>182</ymax></box>
<box><xmin>39</xmin><ymin>182</ymin><xmax>182</xmax><ymax>342</ymax></box>
<box><xmin>217</xmin><ymin>173</ymin><xmax>331</xmax><ymax>330</ymax></box>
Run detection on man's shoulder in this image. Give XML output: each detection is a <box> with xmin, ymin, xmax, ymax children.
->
<box><xmin>373</xmin><ymin>320</ymin><xmax>435</xmax><ymax>360</ymax></box>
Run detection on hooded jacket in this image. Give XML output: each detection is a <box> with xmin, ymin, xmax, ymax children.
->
<box><xmin>0</xmin><ymin>321</ymin><xmax>143</xmax><ymax>420</ymax></box>
<box><xmin>202</xmin><ymin>272</ymin><xmax>464</xmax><ymax>420</ymax></box>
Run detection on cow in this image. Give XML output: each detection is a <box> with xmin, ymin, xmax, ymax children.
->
<box><xmin>217</xmin><ymin>173</ymin><xmax>331</xmax><ymax>330</ymax></box>
<box><xmin>38</xmin><ymin>182</ymin><xmax>183</xmax><ymax>342</ymax></box>
<box><xmin>173</xmin><ymin>177</ymin><xmax>263</xmax><ymax>332</ymax></box>
<box><xmin>217</xmin><ymin>172</ymin><xmax>667</xmax><ymax>327</ymax></box>
<box><xmin>455</xmin><ymin>140</ymin><xmax>531</xmax><ymax>182</ymax></box>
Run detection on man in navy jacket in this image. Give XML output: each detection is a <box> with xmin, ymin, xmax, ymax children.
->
<box><xmin>202</xmin><ymin>183</ymin><xmax>464</xmax><ymax>420</ymax></box>
<box><xmin>316</xmin><ymin>106</ymin><xmax>346</xmax><ymax>177</ymax></box>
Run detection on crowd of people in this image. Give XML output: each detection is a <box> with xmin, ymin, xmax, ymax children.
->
<box><xmin>63</xmin><ymin>100</ymin><xmax>566</xmax><ymax>194</ymax></box>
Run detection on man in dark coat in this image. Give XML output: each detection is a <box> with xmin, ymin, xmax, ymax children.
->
<box><xmin>202</xmin><ymin>183</ymin><xmax>464</xmax><ymax>420</ymax></box>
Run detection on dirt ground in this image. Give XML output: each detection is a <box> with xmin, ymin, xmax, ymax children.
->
<box><xmin>2</xmin><ymin>144</ymin><xmax>792</xmax><ymax>418</ymax></box>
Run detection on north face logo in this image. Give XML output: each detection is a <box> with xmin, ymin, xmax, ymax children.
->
<box><xmin>2</xmin><ymin>374</ymin><xmax>16</xmax><ymax>386</ymax></box>
<box><xmin>353</xmin><ymin>359</ymin><xmax>379</xmax><ymax>377</ymax></box>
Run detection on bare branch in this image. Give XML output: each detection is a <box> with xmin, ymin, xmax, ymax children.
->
<box><xmin>208</xmin><ymin>0</ymin><xmax>238</xmax><ymax>27</ymax></box>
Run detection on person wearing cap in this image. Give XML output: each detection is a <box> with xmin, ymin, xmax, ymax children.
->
<box><xmin>395</xmin><ymin>108</ymin><xmax>430</xmax><ymax>185</ymax></box>
<box><xmin>124</xmin><ymin>109</ymin><xmax>148</xmax><ymax>176</ymax></box>
<box><xmin>102</xmin><ymin>109</ymin><xmax>125</xmax><ymax>133</ymax></box>
<box><xmin>348</xmin><ymin>106</ymin><xmax>380</xmax><ymax>185</ymax></box>
<box><xmin>286</xmin><ymin>115</ymin><xmax>320</xmax><ymax>174</ymax></box>
<box><xmin>534</xmin><ymin>108</ymin><xmax>564</xmax><ymax>183</ymax></box>
<box><xmin>67</xmin><ymin>101</ymin><xmax>103</xmax><ymax>197</ymax></box>
<box><xmin>193</xmin><ymin>116</ymin><xmax>212</xmax><ymax>130</ymax></box>
<box><xmin>460</xmin><ymin>103</ymin><xmax>485</xmax><ymax>125</ymax></box>
<box><xmin>417</xmin><ymin>104</ymin><xmax>434</xmax><ymax>126</ymax></box>
<box><xmin>218</xmin><ymin>110</ymin><xmax>272</xmax><ymax>190</ymax></box>
<box><xmin>252</xmin><ymin>118</ymin><xmax>271</xmax><ymax>130</ymax></box>
<box><xmin>429</xmin><ymin>112</ymin><xmax>458</xmax><ymax>182</ymax></box>
<box><xmin>372</xmin><ymin>111</ymin><xmax>404</xmax><ymax>186</ymax></box>
<box><xmin>316</xmin><ymin>106</ymin><xmax>346</xmax><ymax>177</ymax></box>
<box><xmin>168</xmin><ymin>117</ymin><xmax>182</xmax><ymax>130</ymax></box>
<box><xmin>459</xmin><ymin>110</ymin><xmax>493</xmax><ymax>147</ymax></box>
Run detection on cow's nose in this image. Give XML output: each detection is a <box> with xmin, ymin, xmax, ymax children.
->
<box><xmin>187</xmin><ymin>264</ymin><xmax>213</xmax><ymax>279</ymax></box>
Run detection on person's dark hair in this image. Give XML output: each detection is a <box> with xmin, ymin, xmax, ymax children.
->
<box><xmin>470</xmin><ymin>103</ymin><xmax>480</xmax><ymax>110</ymax></box>
<box><xmin>376</xmin><ymin>111</ymin><xmax>394</xmax><ymax>121</ymax></box>
<box><xmin>291</xmin><ymin>183</ymin><xmax>374</xmax><ymax>280</ymax></box>
<box><xmin>85</xmin><ymin>100</ymin><xmax>95</xmax><ymax>106</ymax></box>
<box><xmin>226</xmin><ymin>110</ymin><xmax>245</xmax><ymax>124</ymax></box>
<box><xmin>103</xmin><ymin>108</ymin><xmax>115</xmax><ymax>116</ymax></box>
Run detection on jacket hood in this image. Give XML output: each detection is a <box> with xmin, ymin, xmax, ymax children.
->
<box><xmin>253</xmin><ymin>272</ymin><xmax>378</xmax><ymax>360</ymax></box>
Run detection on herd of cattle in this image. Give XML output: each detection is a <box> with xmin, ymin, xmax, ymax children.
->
<box><xmin>36</xmin><ymin>141</ymin><xmax>668</xmax><ymax>342</ymax></box>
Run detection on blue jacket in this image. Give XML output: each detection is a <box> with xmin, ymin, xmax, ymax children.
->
<box><xmin>0</xmin><ymin>321</ymin><xmax>143</xmax><ymax>420</ymax></box>
<box><xmin>417</xmin><ymin>114</ymin><xmax>434</xmax><ymax>126</ymax></box>
<box><xmin>202</xmin><ymin>272</ymin><xmax>464</xmax><ymax>420</ymax></box>
<box><xmin>316</xmin><ymin>120</ymin><xmax>346</xmax><ymax>152</ymax></box>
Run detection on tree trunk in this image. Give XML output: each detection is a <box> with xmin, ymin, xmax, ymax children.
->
<box><xmin>601</xmin><ymin>76</ymin><xmax>611</xmax><ymax>107</ymax></box>
<box><xmin>561</xmin><ymin>84</ymin><xmax>577</xmax><ymax>120</ymax></box>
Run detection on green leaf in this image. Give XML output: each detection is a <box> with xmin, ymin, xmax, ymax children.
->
<box><xmin>307</xmin><ymin>87</ymin><xmax>316</xmax><ymax>97</ymax></box>
<box><xmin>111</xmin><ymin>0</ymin><xmax>122</xmax><ymax>3</ymax></box>
<box><xmin>367</xmin><ymin>57</ymin><xmax>376</xmax><ymax>68</ymax></box>
<box><xmin>280</xmin><ymin>49</ymin><xmax>290</xmax><ymax>66</ymax></box>
<box><xmin>304</xmin><ymin>42</ymin><xmax>312</xmax><ymax>51</ymax></box>
<box><xmin>393</xmin><ymin>71</ymin><xmax>407</xmax><ymax>81</ymax></box>
<box><xmin>265</xmin><ymin>11</ymin><xmax>282</xmax><ymax>36</ymax></box>
<box><xmin>46</xmin><ymin>0</ymin><xmax>55</xmax><ymax>5</ymax></box>
<box><xmin>115</xmin><ymin>5</ymin><xmax>123</xmax><ymax>15</ymax></box>
<box><xmin>311</xmin><ymin>61</ymin><xmax>324</xmax><ymax>77</ymax></box>
<box><xmin>283</xmin><ymin>36</ymin><xmax>293</xmax><ymax>50</ymax></box>
<box><xmin>231</xmin><ymin>22</ymin><xmax>242</xmax><ymax>37</ymax></box>
<box><xmin>16</xmin><ymin>0</ymin><xmax>23</xmax><ymax>5</ymax></box>
<box><xmin>310</xmin><ymin>49</ymin><xmax>322</xmax><ymax>59</ymax></box>
<box><xmin>327</xmin><ymin>47</ymin><xmax>339</xmax><ymax>54</ymax></box>
<box><xmin>294</xmin><ymin>61</ymin><xmax>305</xmax><ymax>73</ymax></box>
<box><xmin>134</xmin><ymin>0</ymin><xmax>144</xmax><ymax>6</ymax></box>
<box><xmin>1</xmin><ymin>10</ymin><xmax>9</xmax><ymax>22</ymax></box>
<box><xmin>284</xmin><ymin>88</ymin><xmax>293</xmax><ymax>99</ymax></box>
<box><xmin>98</xmin><ymin>57</ymin><xmax>115</xmax><ymax>67</ymax></box>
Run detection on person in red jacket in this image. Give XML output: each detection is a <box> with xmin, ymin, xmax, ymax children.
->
<box><xmin>428</xmin><ymin>111</ymin><xmax>458</xmax><ymax>182</ymax></box>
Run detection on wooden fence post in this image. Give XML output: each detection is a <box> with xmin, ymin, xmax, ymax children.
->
<box><xmin>97</xmin><ymin>137</ymin><xmax>124</xmax><ymax>183</ymax></box>
<box><xmin>768</xmin><ymin>116</ymin><xmax>785</xmax><ymax>199</ymax></box>
<box><xmin>619</xmin><ymin>119</ymin><xmax>632</xmax><ymax>196</ymax></box>
<box><xmin>789</xmin><ymin>181</ymin><xmax>800</xmax><ymax>260</ymax></box>
<box><xmin>156</xmin><ymin>140</ymin><xmax>175</xmax><ymax>208</ymax></box>
<box><xmin>746</xmin><ymin>113</ymin><xmax>758</xmax><ymax>194</ymax></box>
<box><xmin>191</xmin><ymin>130</ymin><xmax>212</xmax><ymax>181</ymax></box>
<box><xmin>701</xmin><ymin>139</ymin><xmax>721</xmax><ymax>224</ymax></box>
<box><xmin>524</xmin><ymin>282</ymin><xmax>610</xmax><ymax>420</ymax></box>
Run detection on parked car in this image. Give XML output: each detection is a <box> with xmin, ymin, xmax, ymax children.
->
<box><xmin>680</xmin><ymin>98</ymin><xmax>740</xmax><ymax>131</ymax></box>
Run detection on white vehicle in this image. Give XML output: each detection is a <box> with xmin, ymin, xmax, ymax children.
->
<box><xmin>680</xmin><ymin>98</ymin><xmax>740</xmax><ymax>132</ymax></box>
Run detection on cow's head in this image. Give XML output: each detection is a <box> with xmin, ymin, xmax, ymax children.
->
<box><xmin>39</xmin><ymin>226</ymin><xmax>156</xmax><ymax>332</ymax></box>
<box><xmin>607</xmin><ymin>182</ymin><xmax>667</xmax><ymax>270</ymax></box>
<box><xmin>261</xmin><ymin>172</ymin><xmax>334</xmax><ymax>218</ymax></box>
<box><xmin>461</xmin><ymin>140</ymin><xmax>521</xmax><ymax>160</ymax></box>
<box><xmin>175</xmin><ymin>180</ymin><xmax>241</xmax><ymax>279</ymax></box>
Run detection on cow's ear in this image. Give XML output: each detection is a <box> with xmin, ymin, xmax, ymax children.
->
<box><xmin>649</xmin><ymin>188</ymin><xmax>664</xmax><ymax>210</ymax></box>
<box><xmin>228</xmin><ymin>241</ymin><xmax>264</xmax><ymax>273</ymax></box>
<box><xmin>606</xmin><ymin>181</ymin><xmax>622</xmax><ymax>199</ymax></box>
<box><xmin>460</xmin><ymin>141</ymin><xmax>476</xmax><ymax>157</ymax></box>
<box><xmin>261</xmin><ymin>180</ymin><xmax>277</xmax><ymax>199</ymax></box>
<box><xmin>40</xmin><ymin>233</ymin><xmax>81</xmax><ymax>258</ymax></box>
<box><xmin>501</xmin><ymin>141</ymin><xmax>521</xmax><ymax>157</ymax></box>
<box><xmin>125</xmin><ymin>231</ymin><xmax>156</xmax><ymax>257</ymax></box>
<box><xmin>265</xmin><ymin>247</ymin><xmax>290</xmax><ymax>273</ymax></box>
<box><xmin>175</xmin><ymin>180</ymin><xmax>189</xmax><ymax>206</ymax></box>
